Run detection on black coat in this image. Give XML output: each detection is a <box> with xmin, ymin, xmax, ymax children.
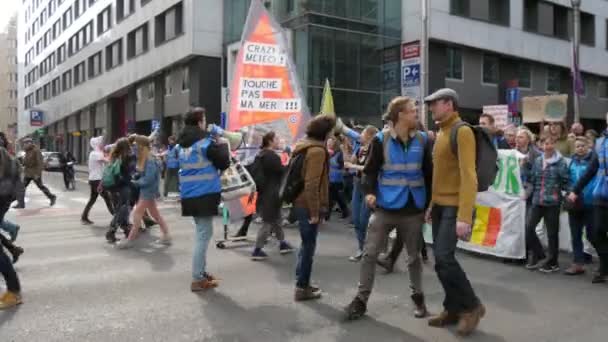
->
<box><xmin>256</xmin><ymin>149</ymin><xmax>285</xmax><ymax>222</ymax></box>
<box><xmin>177</xmin><ymin>126</ymin><xmax>230</xmax><ymax>217</ymax></box>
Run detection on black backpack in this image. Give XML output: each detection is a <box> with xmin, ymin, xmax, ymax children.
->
<box><xmin>279</xmin><ymin>146</ymin><xmax>326</xmax><ymax>204</ymax></box>
<box><xmin>449</xmin><ymin>122</ymin><xmax>498</xmax><ymax>192</ymax></box>
<box><xmin>245</xmin><ymin>154</ymin><xmax>266</xmax><ymax>190</ymax></box>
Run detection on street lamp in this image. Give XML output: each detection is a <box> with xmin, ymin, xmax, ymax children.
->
<box><xmin>571</xmin><ymin>0</ymin><xmax>581</xmax><ymax>124</ymax></box>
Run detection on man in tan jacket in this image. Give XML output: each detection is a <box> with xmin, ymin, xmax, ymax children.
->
<box><xmin>18</xmin><ymin>138</ymin><xmax>56</xmax><ymax>208</ymax></box>
<box><xmin>292</xmin><ymin>115</ymin><xmax>334</xmax><ymax>302</ymax></box>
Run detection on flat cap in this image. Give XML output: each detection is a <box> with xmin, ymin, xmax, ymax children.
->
<box><xmin>424</xmin><ymin>88</ymin><xmax>459</xmax><ymax>103</ymax></box>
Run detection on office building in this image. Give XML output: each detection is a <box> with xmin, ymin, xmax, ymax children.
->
<box><xmin>0</xmin><ymin>14</ymin><xmax>19</xmax><ymax>145</ymax></box>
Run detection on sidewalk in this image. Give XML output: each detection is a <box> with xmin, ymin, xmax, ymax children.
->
<box><xmin>75</xmin><ymin>165</ymin><xmax>88</xmax><ymax>174</ymax></box>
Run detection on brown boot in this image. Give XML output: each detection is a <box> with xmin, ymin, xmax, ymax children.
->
<box><xmin>428</xmin><ymin>310</ymin><xmax>459</xmax><ymax>327</ymax></box>
<box><xmin>457</xmin><ymin>304</ymin><xmax>486</xmax><ymax>336</ymax></box>
<box><xmin>294</xmin><ymin>286</ymin><xmax>322</xmax><ymax>302</ymax></box>
<box><xmin>190</xmin><ymin>278</ymin><xmax>219</xmax><ymax>292</ymax></box>
<box><xmin>411</xmin><ymin>293</ymin><xmax>428</xmax><ymax>318</ymax></box>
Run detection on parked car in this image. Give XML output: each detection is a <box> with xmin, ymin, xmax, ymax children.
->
<box><xmin>44</xmin><ymin>152</ymin><xmax>63</xmax><ymax>171</ymax></box>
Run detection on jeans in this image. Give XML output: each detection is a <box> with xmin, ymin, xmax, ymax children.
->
<box><xmin>526</xmin><ymin>205</ymin><xmax>560</xmax><ymax>266</ymax></box>
<box><xmin>192</xmin><ymin>216</ymin><xmax>214</xmax><ymax>281</ymax></box>
<box><xmin>82</xmin><ymin>180</ymin><xmax>115</xmax><ymax>220</ymax></box>
<box><xmin>0</xmin><ymin>200</ymin><xmax>20</xmax><ymax>293</ymax></box>
<box><xmin>23</xmin><ymin>176</ymin><xmax>55</xmax><ymax>200</ymax></box>
<box><xmin>432</xmin><ymin>205</ymin><xmax>479</xmax><ymax>314</ymax></box>
<box><xmin>351</xmin><ymin>180</ymin><xmax>370</xmax><ymax>251</ymax></box>
<box><xmin>328</xmin><ymin>183</ymin><xmax>349</xmax><ymax>219</ymax></box>
<box><xmin>357</xmin><ymin>210</ymin><xmax>424</xmax><ymax>303</ymax></box>
<box><xmin>0</xmin><ymin>217</ymin><xmax>19</xmax><ymax>238</ymax></box>
<box><xmin>568</xmin><ymin>207</ymin><xmax>594</xmax><ymax>264</ymax></box>
<box><xmin>295</xmin><ymin>207</ymin><xmax>319</xmax><ymax>288</ymax></box>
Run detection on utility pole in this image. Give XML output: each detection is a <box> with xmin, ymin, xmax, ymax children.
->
<box><xmin>420</xmin><ymin>0</ymin><xmax>430</xmax><ymax>127</ymax></box>
<box><xmin>572</xmin><ymin>0</ymin><xmax>581</xmax><ymax>123</ymax></box>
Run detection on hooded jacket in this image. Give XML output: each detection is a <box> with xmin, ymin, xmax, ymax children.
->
<box><xmin>526</xmin><ymin>152</ymin><xmax>570</xmax><ymax>206</ymax></box>
<box><xmin>177</xmin><ymin>125</ymin><xmax>230</xmax><ymax>217</ymax></box>
<box><xmin>292</xmin><ymin>138</ymin><xmax>329</xmax><ymax>219</ymax></box>
<box><xmin>23</xmin><ymin>143</ymin><xmax>44</xmax><ymax>178</ymax></box>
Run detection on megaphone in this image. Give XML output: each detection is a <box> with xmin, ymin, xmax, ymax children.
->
<box><xmin>335</xmin><ymin>118</ymin><xmax>361</xmax><ymax>143</ymax></box>
<box><xmin>207</xmin><ymin>124</ymin><xmax>244</xmax><ymax>151</ymax></box>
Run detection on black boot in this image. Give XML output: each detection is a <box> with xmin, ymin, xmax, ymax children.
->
<box><xmin>106</xmin><ymin>230</ymin><xmax>118</xmax><ymax>243</ymax></box>
<box><xmin>344</xmin><ymin>296</ymin><xmax>367</xmax><ymax>321</ymax></box>
<box><xmin>9</xmin><ymin>246</ymin><xmax>24</xmax><ymax>264</ymax></box>
<box><xmin>411</xmin><ymin>293</ymin><xmax>428</xmax><ymax>318</ymax></box>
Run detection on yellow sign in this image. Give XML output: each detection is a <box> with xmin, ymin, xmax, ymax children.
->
<box><xmin>72</xmin><ymin>131</ymin><xmax>81</xmax><ymax>137</ymax></box>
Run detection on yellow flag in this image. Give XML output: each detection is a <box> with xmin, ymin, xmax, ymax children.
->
<box><xmin>319</xmin><ymin>79</ymin><xmax>335</xmax><ymax>117</ymax></box>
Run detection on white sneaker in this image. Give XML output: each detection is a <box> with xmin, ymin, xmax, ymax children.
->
<box><xmin>349</xmin><ymin>250</ymin><xmax>363</xmax><ymax>262</ymax></box>
<box><xmin>156</xmin><ymin>237</ymin><xmax>172</xmax><ymax>246</ymax></box>
<box><xmin>115</xmin><ymin>239</ymin><xmax>133</xmax><ymax>249</ymax></box>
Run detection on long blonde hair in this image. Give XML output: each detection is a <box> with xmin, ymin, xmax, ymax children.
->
<box><xmin>130</xmin><ymin>134</ymin><xmax>151</xmax><ymax>172</ymax></box>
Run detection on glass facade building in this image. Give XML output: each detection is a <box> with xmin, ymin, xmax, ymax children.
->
<box><xmin>223</xmin><ymin>0</ymin><xmax>402</xmax><ymax>124</ymax></box>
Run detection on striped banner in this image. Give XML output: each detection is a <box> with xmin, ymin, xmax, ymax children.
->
<box><xmin>471</xmin><ymin>205</ymin><xmax>502</xmax><ymax>247</ymax></box>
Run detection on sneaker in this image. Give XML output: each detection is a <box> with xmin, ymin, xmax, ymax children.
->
<box><xmin>294</xmin><ymin>286</ymin><xmax>322</xmax><ymax>302</ymax></box>
<box><xmin>12</xmin><ymin>204</ymin><xmax>25</xmax><ymax>209</ymax></box>
<box><xmin>155</xmin><ymin>236</ymin><xmax>172</xmax><ymax>246</ymax></box>
<box><xmin>191</xmin><ymin>278</ymin><xmax>219</xmax><ymax>292</ymax></box>
<box><xmin>457</xmin><ymin>304</ymin><xmax>486</xmax><ymax>336</ymax></box>
<box><xmin>428</xmin><ymin>310</ymin><xmax>459</xmax><ymax>327</ymax></box>
<box><xmin>9</xmin><ymin>225</ymin><xmax>20</xmax><ymax>242</ymax></box>
<box><xmin>344</xmin><ymin>296</ymin><xmax>367</xmax><ymax>320</ymax></box>
<box><xmin>251</xmin><ymin>248</ymin><xmax>268</xmax><ymax>261</ymax></box>
<box><xmin>81</xmin><ymin>219</ymin><xmax>94</xmax><ymax>226</ymax></box>
<box><xmin>49</xmin><ymin>195</ymin><xmax>57</xmax><ymax>207</ymax></box>
<box><xmin>10</xmin><ymin>246</ymin><xmax>24</xmax><ymax>264</ymax></box>
<box><xmin>254</xmin><ymin>217</ymin><xmax>263</xmax><ymax>224</ymax></box>
<box><xmin>231</xmin><ymin>230</ymin><xmax>247</xmax><ymax>238</ymax></box>
<box><xmin>377</xmin><ymin>256</ymin><xmax>395</xmax><ymax>274</ymax></box>
<box><xmin>279</xmin><ymin>241</ymin><xmax>294</xmax><ymax>254</ymax></box>
<box><xmin>0</xmin><ymin>292</ymin><xmax>22</xmax><ymax>310</ymax></box>
<box><xmin>564</xmin><ymin>264</ymin><xmax>585</xmax><ymax>276</ymax></box>
<box><xmin>525</xmin><ymin>258</ymin><xmax>545</xmax><ymax>270</ymax></box>
<box><xmin>411</xmin><ymin>293</ymin><xmax>428</xmax><ymax>318</ymax></box>
<box><xmin>539</xmin><ymin>264</ymin><xmax>560</xmax><ymax>273</ymax></box>
<box><xmin>115</xmin><ymin>239</ymin><xmax>133</xmax><ymax>249</ymax></box>
<box><xmin>105</xmin><ymin>231</ymin><xmax>117</xmax><ymax>244</ymax></box>
<box><xmin>349</xmin><ymin>250</ymin><xmax>363</xmax><ymax>262</ymax></box>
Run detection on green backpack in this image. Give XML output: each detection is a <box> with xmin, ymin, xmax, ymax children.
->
<box><xmin>102</xmin><ymin>159</ymin><xmax>122</xmax><ymax>189</ymax></box>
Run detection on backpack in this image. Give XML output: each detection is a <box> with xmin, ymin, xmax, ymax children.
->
<box><xmin>101</xmin><ymin>159</ymin><xmax>122</xmax><ymax>189</ymax></box>
<box><xmin>0</xmin><ymin>154</ymin><xmax>21</xmax><ymax>198</ymax></box>
<box><xmin>246</xmin><ymin>154</ymin><xmax>266</xmax><ymax>190</ymax></box>
<box><xmin>449</xmin><ymin>122</ymin><xmax>498</xmax><ymax>192</ymax></box>
<box><xmin>279</xmin><ymin>146</ymin><xmax>326</xmax><ymax>204</ymax></box>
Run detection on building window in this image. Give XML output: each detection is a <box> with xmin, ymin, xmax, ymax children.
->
<box><xmin>105</xmin><ymin>38</ymin><xmax>123</xmax><ymax>70</ymax></box>
<box><xmin>581</xmin><ymin>12</ymin><xmax>595</xmax><ymax>46</ymax></box>
<box><xmin>147</xmin><ymin>82</ymin><xmax>155</xmax><ymax>100</ymax></box>
<box><xmin>155</xmin><ymin>1</ymin><xmax>184</xmax><ymax>46</ymax></box>
<box><xmin>141</xmin><ymin>0</ymin><xmax>152</xmax><ymax>6</ymax></box>
<box><xmin>97</xmin><ymin>5</ymin><xmax>112</xmax><ymax>35</ymax></box>
<box><xmin>74</xmin><ymin>0</ymin><xmax>87</xmax><ymax>19</ymax></box>
<box><xmin>43</xmin><ymin>83</ymin><xmax>51</xmax><ymax>101</ymax></box>
<box><xmin>74</xmin><ymin>61</ymin><xmax>86</xmax><ymax>86</ymax></box>
<box><xmin>89</xmin><ymin>0</ymin><xmax>98</xmax><ymax>5</ymax></box>
<box><xmin>127</xmin><ymin>23</ymin><xmax>149</xmax><ymax>59</ymax></box>
<box><xmin>88</xmin><ymin>51</ymin><xmax>102</xmax><ymax>78</ymax></box>
<box><xmin>598</xmin><ymin>79</ymin><xmax>608</xmax><ymax>99</ymax></box>
<box><xmin>446</xmin><ymin>47</ymin><xmax>463</xmax><ymax>80</ymax></box>
<box><xmin>68</xmin><ymin>33</ymin><xmax>79</xmax><ymax>56</ymax></box>
<box><xmin>546</xmin><ymin>67</ymin><xmax>561</xmax><ymax>92</ymax></box>
<box><xmin>136</xmin><ymin>86</ymin><xmax>142</xmax><ymax>103</ymax></box>
<box><xmin>181</xmin><ymin>66</ymin><xmax>189</xmax><ymax>91</ymax></box>
<box><xmin>117</xmin><ymin>0</ymin><xmax>135</xmax><ymax>22</ymax></box>
<box><xmin>165</xmin><ymin>73</ymin><xmax>173</xmax><ymax>96</ymax></box>
<box><xmin>450</xmin><ymin>0</ymin><xmax>469</xmax><ymax>16</ymax></box>
<box><xmin>48</xmin><ymin>0</ymin><xmax>57</xmax><ymax>17</ymax></box>
<box><xmin>57</xmin><ymin>43</ymin><xmax>67</xmax><ymax>64</ymax></box>
<box><xmin>40</xmin><ymin>9</ymin><xmax>47</xmax><ymax>26</ymax></box>
<box><xmin>517</xmin><ymin>62</ymin><xmax>532</xmax><ymax>88</ymax></box>
<box><xmin>63</xmin><ymin>7</ymin><xmax>73</xmax><ymax>30</ymax></box>
<box><xmin>62</xmin><ymin>70</ymin><xmax>73</xmax><ymax>90</ymax></box>
<box><xmin>82</xmin><ymin>20</ymin><xmax>94</xmax><ymax>47</ymax></box>
<box><xmin>36</xmin><ymin>88</ymin><xmax>42</xmax><ymax>105</ymax></box>
<box><xmin>52</xmin><ymin>77</ymin><xmax>61</xmax><ymax>97</ymax></box>
<box><xmin>52</xmin><ymin>19</ymin><xmax>62</xmax><ymax>40</ymax></box>
<box><xmin>482</xmin><ymin>54</ymin><xmax>499</xmax><ymax>84</ymax></box>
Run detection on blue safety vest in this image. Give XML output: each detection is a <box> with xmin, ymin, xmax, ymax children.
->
<box><xmin>329</xmin><ymin>151</ymin><xmax>344</xmax><ymax>184</ymax></box>
<box><xmin>166</xmin><ymin>144</ymin><xmax>180</xmax><ymax>169</ymax></box>
<box><xmin>569</xmin><ymin>152</ymin><xmax>597</xmax><ymax>206</ymax></box>
<box><xmin>178</xmin><ymin>138</ymin><xmax>221</xmax><ymax>199</ymax></box>
<box><xmin>376</xmin><ymin>131</ymin><xmax>426</xmax><ymax>210</ymax></box>
<box><xmin>592</xmin><ymin>136</ymin><xmax>608</xmax><ymax>201</ymax></box>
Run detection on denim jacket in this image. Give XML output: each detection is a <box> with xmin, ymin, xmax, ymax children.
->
<box><xmin>133</xmin><ymin>158</ymin><xmax>160</xmax><ymax>199</ymax></box>
<box><xmin>526</xmin><ymin>153</ymin><xmax>570</xmax><ymax>207</ymax></box>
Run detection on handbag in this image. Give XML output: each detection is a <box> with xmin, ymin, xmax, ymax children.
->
<box><xmin>592</xmin><ymin>138</ymin><xmax>608</xmax><ymax>201</ymax></box>
<box><xmin>220</xmin><ymin>157</ymin><xmax>256</xmax><ymax>201</ymax></box>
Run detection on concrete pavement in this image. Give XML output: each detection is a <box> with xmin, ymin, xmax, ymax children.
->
<box><xmin>1</xmin><ymin>171</ymin><xmax>607</xmax><ymax>342</ymax></box>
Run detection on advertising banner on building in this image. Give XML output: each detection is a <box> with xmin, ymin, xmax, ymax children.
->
<box><xmin>522</xmin><ymin>94</ymin><xmax>568</xmax><ymax>123</ymax></box>
<box><xmin>483</xmin><ymin>105</ymin><xmax>509</xmax><ymax>131</ymax></box>
<box><xmin>401</xmin><ymin>41</ymin><xmax>421</xmax><ymax>103</ymax></box>
<box><xmin>228</xmin><ymin>0</ymin><xmax>310</xmax><ymax>159</ymax></box>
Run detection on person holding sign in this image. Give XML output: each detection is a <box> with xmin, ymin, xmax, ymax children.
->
<box><xmin>524</xmin><ymin>136</ymin><xmax>569</xmax><ymax>273</ymax></box>
<box><xmin>344</xmin><ymin>96</ymin><xmax>432</xmax><ymax>321</ymax></box>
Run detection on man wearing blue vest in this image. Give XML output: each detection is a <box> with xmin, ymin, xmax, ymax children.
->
<box><xmin>177</xmin><ymin>107</ymin><xmax>230</xmax><ymax>292</ymax></box>
<box><xmin>163</xmin><ymin>135</ymin><xmax>180</xmax><ymax>198</ymax></box>
<box><xmin>345</xmin><ymin>96</ymin><xmax>433</xmax><ymax>320</ymax></box>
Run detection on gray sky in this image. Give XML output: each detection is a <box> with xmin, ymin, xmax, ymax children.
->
<box><xmin>0</xmin><ymin>0</ymin><xmax>19</xmax><ymax>32</ymax></box>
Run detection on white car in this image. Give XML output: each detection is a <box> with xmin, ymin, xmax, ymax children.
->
<box><xmin>44</xmin><ymin>152</ymin><xmax>63</xmax><ymax>171</ymax></box>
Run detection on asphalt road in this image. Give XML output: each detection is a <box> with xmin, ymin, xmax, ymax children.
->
<box><xmin>1</xmin><ymin>171</ymin><xmax>607</xmax><ymax>342</ymax></box>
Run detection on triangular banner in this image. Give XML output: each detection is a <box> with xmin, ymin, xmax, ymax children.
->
<box><xmin>319</xmin><ymin>78</ymin><xmax>335</xmax><ymax>117</ymax></box>
<box><xmin>228</xmin><ymin>0</ymin><xmax>310</xmax><ymax>151</ymax></box>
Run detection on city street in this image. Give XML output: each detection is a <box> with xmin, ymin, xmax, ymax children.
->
<box><xmin>1</xmin><ymin>171</ymin><xmax>607</xmax><ymax>342</ymax></box>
